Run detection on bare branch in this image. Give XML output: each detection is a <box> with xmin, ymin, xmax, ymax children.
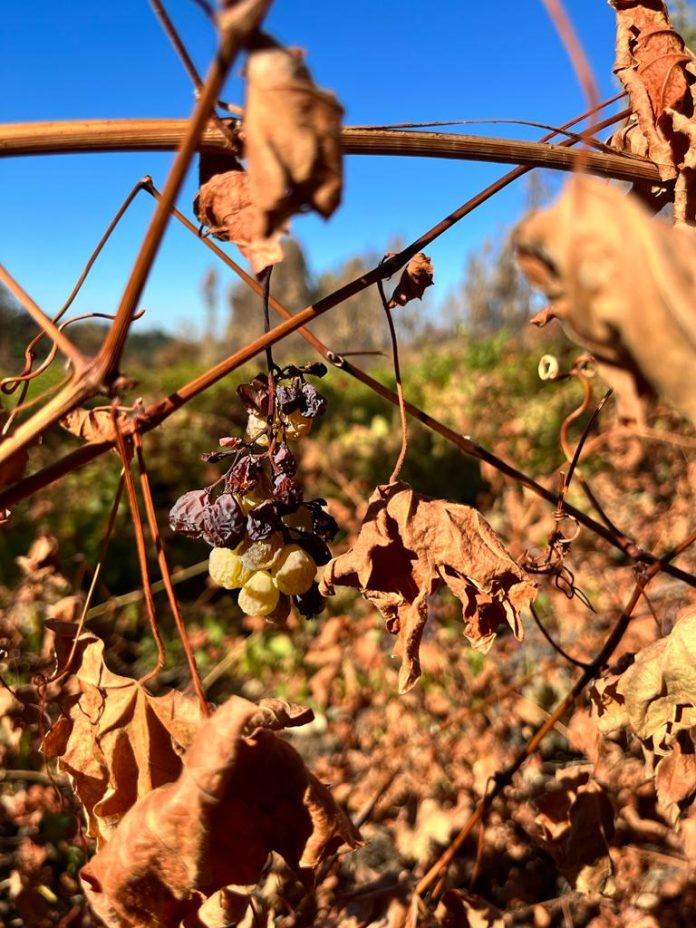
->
<box><xmin>0</xmin><ymin>119</ymin><xmax>663</xmax><ymax>186</ymax></box>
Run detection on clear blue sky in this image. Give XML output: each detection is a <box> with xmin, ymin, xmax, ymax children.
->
<box><xmin>1</xmin><ymin>1</ymin><xmax>621</xmax><ymax>337</ymax></box>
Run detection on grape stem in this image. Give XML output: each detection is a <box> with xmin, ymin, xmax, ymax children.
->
<box><xmin>377</xmin><ymin>278</ymin><xmax>409</xmax><ymax>484</ymax></box>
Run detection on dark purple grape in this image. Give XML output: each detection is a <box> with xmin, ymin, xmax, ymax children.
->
<box><xmin>311</xmin><ymin>507</ymin><xmax>338</xmax><ymax>542</ymax></box>
<box><xmin>271</xmin><ymin>442</ymin><xmax>297</xmax><ymax>477</ymax></box>
<box><xmin>299</xmin><ymin>381</ymin><xmax>327</xmax><ymax>418</ymax></box>
<box><xmin>294</xmin><ymin>581</ymin><xmax>326</xmax><ymax>617</ymax></box>
<box><xmin>169</xmin><ymin>489</ymin><xmax>210</xmax><ymax>538</ymax></box>
<box><xmin>273</xmin><ymin>475</ymin><xmax>303</xmax><ymax>513</ymax></box>
<box><xmin>236</xmin><ymin>376</ymin><xmax>269</xmax><ymax>416</ymax></box>
<box><xmin>294</xmin><ymin>532</ymin><xmax>331</xmax><ymax>566</ymax></box>
<box><xmin>227</xmin><ymin>454</ymin><xmax>262</xmax><ymax>494</ymax></box>
<box><xmin>200</xmin><ymin>449</ymin><xmax>236</xmax><ymax>463</ymax></box>
<box><xmin>201</xmin><ymin>493</ymin><xmax>246</xmax><ymax>548</ymax></box>
<box><xmin>301</xmin><ymin>362</ymin><xmax>327</xmax><ymax>378</ymax></box>
<box><xmin>247</xmin><ymin>500</ymin><xmax>281</xmax><ymax>540</ymax></box>
<box><xmin>277</xmin><ymin>383</ymin><xmax>302</xmax><ymax>415</ymax></box>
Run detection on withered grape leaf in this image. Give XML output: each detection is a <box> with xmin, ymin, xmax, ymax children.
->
<box><xmin>608</xmin><ymin>0</ymin><xmax>696</xmax><ymax>220</ymax></box>
<box><xmin>244</xmin><ymin>39</ymin><xmax>343</xmax><ymax>238</ymax></box>
<box><xmin>41</xmin><ymin>627</ymin><xmax>203</xmax><ymax>846</ymax></box>
<box><xmin>388</xmin><ymin>253</ymin><xmax>434</xmax><ymax>308</ymax></box>
<box><xmin>590</xmin><ymin>612</ymin><xmax>696</xmax><ymax>823</ymax></box>
<box><xmin>515</xmin><ymin>176</ymin><xmax>696</xmax><ymax>426</ymax></box>
<box><xmin>59</xmin><ymin>407</ymin><xmax>130</xmax><ymax>444</ymax></box>
<box><xmin>319</xmin><ymin>482</ymin><xmax>536</xmax><ymax>693</ymax></box>
<box><xmin>80</xmin><ymin>693</ymin><xmax>361</xmax><ymax>928</ymax></box>
<box><xmin>194</xmin><ymin>161</ymin><xmax>284</xmax><ymax>275</ymax></box>
<box><xmin>616</xmin><ymin>611</ymin><xmax>696</xmax><ymax>745</ymax></box>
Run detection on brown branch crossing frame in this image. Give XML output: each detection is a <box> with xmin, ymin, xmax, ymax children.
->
<box><xmin>0</xmin><ymin>118</ymin><xmax>664</xmax><ymax>185</ymax></box>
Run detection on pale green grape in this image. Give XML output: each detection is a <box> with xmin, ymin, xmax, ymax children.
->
<box><xmin>238</xmin><ymin>571</ymin><xmax>280</xmax><ymax>616</ymax></box>
<box><xmin>246</xmin><ymin>412</ymin><xmax>269</xmax><ymax>446</ymax></box>
<box><xmin>272</xmin><ymin>544</ymin><xmax>316</xmax><ymax>595</ymax></box>
<box><xmin>282</xmin><ymin>409</ymin><xmax>312</xmax><ymax>440</ymax></box>
<box><xmin>208</xmin><ymin>547</ymin><xmax>253</xmax><ymax>589</ymax></box>
<box><xmin>239</xmin><ymin>532</ymin><xmax>284</xmax><ymax>571</ymax></box>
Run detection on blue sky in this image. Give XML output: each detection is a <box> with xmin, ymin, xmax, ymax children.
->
<box><xmin>1</xmin><ymin>1</ymin><xmax>622</xmax><ymax>336</ymax></box>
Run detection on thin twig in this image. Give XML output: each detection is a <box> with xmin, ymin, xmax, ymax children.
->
<box><xmin>148</xmin><ymin>0</ymin><xmax>239</xmax><ymax>149</ymax></box>
<box><xmin>43</xmin><ymin>471</ymin><xmax>126</xmax><ymax>686</ymax></box>
<box><xmin>0</xmin><ymin>265</ymin><xmax>87</xmax><ymax>373</ymax></box>
<box><xmin>111</xmin><ymin>410</ymin><xmax>166</xmax><ymax>683</ymax></box>
<box><xmin>1</xmin><ymin>179</ymin><xmax>148</xmax><ymax>399</ymax></box>
<box><xmin>133</xmin><ymin>430</ymin><xmax>210</xmax><ymax>716</ymax></box>
<box><xmin>541</xmin><ymin>0</ymin><xmax>599</xmax><ymax>115</ymax></box>
<box><xmin>377</xmin><ymin>279</ymin><xmax>409</xmax><ymax>484</ymax></box>
<box><xmin>93</xmin><ymin>0</ymin><xmax>272</xmax><ymax>388</ymax></box>
<box><xmin>529</xmin><ymin>601</ymin><xmax>591</xmax><ymax>670</ymax></box>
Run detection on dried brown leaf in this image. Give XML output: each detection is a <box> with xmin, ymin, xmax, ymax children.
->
<box><xmin>435</xmin><ymin>889</ymin><xmax>504</xmax><ymax>928</ymax></box>
<box><xmin>608</xmin><ymin>1</ymin><xmax>696</xmax><ymax>219</ymax></box>
<box><xmin>654</xmin><ymin>731</ymin><xmax>696</xmax><ymax>823</ymax></box>
<box><xmin>59</xmin><ymin>407</ymin><xmax>129</xmax><ymax>444</ymax></box>
<box><xmin>319</xmin><ymin>482</ymin><xmax>535</xmax><ymax>692</ymax></box>
<box><xmin>534</xmin><ymin>769</ymin><xmax>615</xmax><ymax>895</ymax></box>
<box><xmin>41</xmin><ymin>628</ymin><xmax>203</xmax><ymax>846</ymax></box>
<box><xmin>244</xmin><ymin>40</ymin><xmax>343</xmax><ymax>238</ymax></box>
<box><xmin>388</xmin><ymin>253</ymin><xmax>434</xmax><ymax>308</ymax></box>
<box><xmin>615</xmin><ymin>611</ymin><xmax>696</xmax><ymax>747</ymax></box>
<box><xmin>194</xmin><ymin>158</ymin><xmax>284</xmax><ymax>275</ymax></box>
<box><xmin>515</xmin><ymin>176</ymin><xmax>696</xmax><ymax>425</ymax></box>
<box><xmin>80</xmin><ymin>693</ymin><xmax>361</xmax><ymax>928</ymax></box>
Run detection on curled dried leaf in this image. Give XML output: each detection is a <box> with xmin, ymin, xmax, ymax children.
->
<box><xmin>41</xmin><ymin>628</ymin><xmax>204</xmax><ymax>846</ymax></box>
<box><xmin>515</xmin><ymin>176</ymin><xmax>696</xmax><ymax>425</ymax></box>
<box><xmin>608</xmin><ymin>0</ymin><xmax>696</xmax><ymax>219</ymax></box>
<box><xmin>319</xmin><ymin>482</ymin><xmax>535</xmax><ymax>693</ymax></box>
<box><xmin>194</xmin><ymin>158</ymin><xmax>284</xmax><ymax>275</ymax></box>
<box><xmin>80</xmin><ymin>694</ymin><xmax>361</xmax><ymax>928</ymax></box>
<box><xmin>533</xmin><ymin>768</ymin><xmax>615</xmax><ymax>895</ymax></box>
<box><xmin>616</xmin><ymin>611</ymin><xmax>696</xmax><ymax>747</ymax></box>
<box><xmin>388</xmin><ymin>253</ymin><xmax>434</xmax><ymax>308</ymax></box>
<box><xmin>245</xmin><ymin>39</ymin><xmax>343</xmax><ymax>237</ymax></box>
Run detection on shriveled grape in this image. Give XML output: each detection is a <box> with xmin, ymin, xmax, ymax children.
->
<box><xmin>272</xmin><ymin>544</ymin><xmax>316</xmax><ymax>595</ymax></box>
<box><xmin>208</xmin><ymin>547</ymin><xmax>253</xmax><ymax>589</ymax></box>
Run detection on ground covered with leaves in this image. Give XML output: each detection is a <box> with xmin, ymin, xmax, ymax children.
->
<box><xmin>2</xmin><ymin>337</ymin><xmax>696</xmax><ymax>927</ymax></box>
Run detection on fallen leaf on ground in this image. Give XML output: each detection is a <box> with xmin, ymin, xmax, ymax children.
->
<box><xmin>515</xmin><ymin>176</ymin><xmax>696</xmax><ymax>426</ymax></box>
<box><xmin>388</xmin><ymin>253</ymin><xmax>434</xmax><ymax>308</ymax></box>
<box><xmin>80</xmin><ymin>692</ymin><xmax>361</xmax><ymax>928</ymax></box>
<box><xmin>244</xmin><ymin>38</ymin><xmax>343</xmax><ymax>238</ymax></box>
<box><xmin>319</xmin><ymin>482</ymin><xmax>535</xmax><ymax>692</ymax></box>
<box><xmin>435</xmin><ymin>889</ymin><xmax>504</xmax><ymax>928</ymax></box>
<box><xmin>533</xmin><ymin>767</ymin><xmax>615</xmax><ymax>895</ymax></box>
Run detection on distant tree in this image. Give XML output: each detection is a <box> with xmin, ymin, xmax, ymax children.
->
<box><xmin>200</xmin><ymin>266</ymin><xmax>220</xmax><ymax>364</ymax></box>
<box><xmin>225</xmin><ymin>237</ymin><xmax>313</xmax><ymax>356</ymax></box>
<box><xmin>224</xmin><ymin>238</ymin><xmax>393</xmax><ymax>361</ymax></box>
<box><xmin>670</xmin><ymin>0</ymin><xmax>696</xmax><ymax>48</ymax></box>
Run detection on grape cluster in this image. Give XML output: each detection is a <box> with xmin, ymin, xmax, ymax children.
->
<box><xmin>169</xmin><ymin>363</ymin><xmax>336</xmax><ymax>621</ymax></box>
